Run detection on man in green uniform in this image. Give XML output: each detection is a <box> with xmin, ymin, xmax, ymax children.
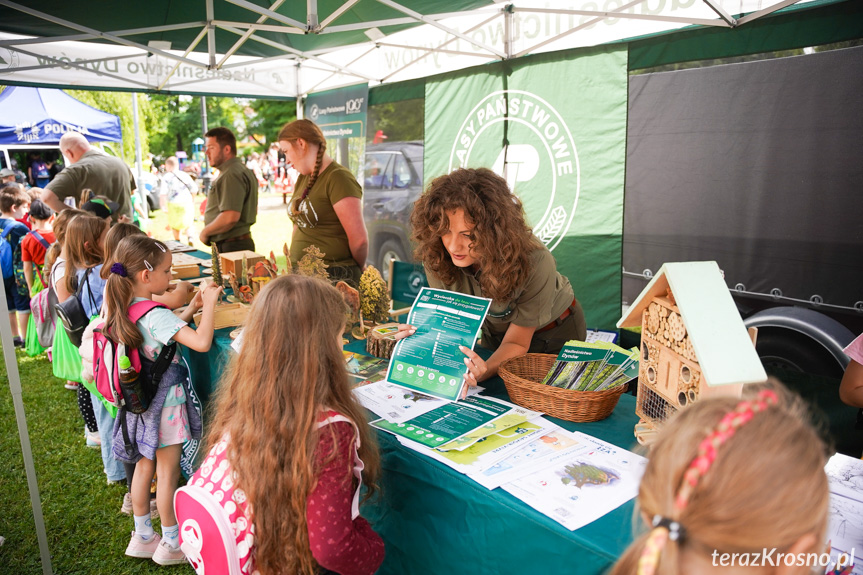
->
<box><xmin>200</xmin><ymin>127</ymin><xmax>258</xmax><ymax>253</ymax></box>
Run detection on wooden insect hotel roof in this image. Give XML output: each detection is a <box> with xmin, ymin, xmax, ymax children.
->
<box><xmin>617</xmin><ymin>261</ymin><xmax>766</xmax><ymax>388</ymax></box>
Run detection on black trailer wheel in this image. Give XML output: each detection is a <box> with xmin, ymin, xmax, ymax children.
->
<box><xmin>755</xmin><ymin>327</ymin><xmax>844</xmax><ymax>379</ymax></box>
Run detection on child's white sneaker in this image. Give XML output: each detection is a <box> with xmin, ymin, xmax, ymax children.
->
<box><xmin>152</xmin><ymin>539</ymin><xmax>186</xmax><ymax>565</ymax></box>
<box><xmin>125</xmin><ymin>531</ymin><xmax>161</xmax><ymax>559</ymax></box>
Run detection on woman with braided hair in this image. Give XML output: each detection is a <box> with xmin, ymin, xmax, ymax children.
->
<box><xmin>279</xmin><ymin>119</ymin><xmax>368</xmax><ymax>286</ymax></box>
<box><xmin>610</xmin><ymin>380</ymin><xmax>830</xmax><ymax>575</ymax></box>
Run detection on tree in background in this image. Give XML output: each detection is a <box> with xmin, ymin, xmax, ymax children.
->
<box><xmin>145</xmin><ymin>94</ymin><xmax>246</xmax><ymax>161</ymax></box>
<box><xmin>246</xmin><ymin>98</ymin><xmax>297</xmax><ymax>152</ymax></box>
<box><xmin>367</xmin><ymin>99</ymin><xmax>424</xmax><ymax>143</ymax></box>
<box><xmin>66</xmin><ymin>90</ymin><xmax>150</xmax><ymax>165</ymax></box>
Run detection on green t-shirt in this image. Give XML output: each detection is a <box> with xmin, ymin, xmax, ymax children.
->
<box><xmin>204</xmin><ymin>157</ymin><xmax>258</xmax><ymax>243</ymax></box>
<box><xmin>289</xmin><ymin>161</ymin><xmax>363</xmax><ymax>267</ymax></box>
<box><xmin>426</xmin><ymin>246</ymin><xmax>578</xmax><ymax>348</ymax></box>
<box><xmin>45</xmin><ymin>150</ymin><xmax>133</xmax><ymax>219</ymax></box>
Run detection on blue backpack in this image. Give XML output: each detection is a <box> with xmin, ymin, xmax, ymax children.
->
<box><xmin>0</xmin><ymin>220</ymin><xmax>27</xmax><ymax>280</ymax></box>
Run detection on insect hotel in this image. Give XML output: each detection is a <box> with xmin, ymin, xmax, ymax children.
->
<box><xmin>617</xmin><ymin>261</ymin><xmax>767</xmax><ymax>445</ymax></box>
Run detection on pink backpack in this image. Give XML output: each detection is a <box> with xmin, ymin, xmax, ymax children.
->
<box><xmin>175</xmin><ymin>413</ymin><xmax>363</xmax><ymax>575</ymax></box>
<box><xmin>91</xmin><ymin>300</ymin><xmax>170</xmax><ymax>409</ymax></box>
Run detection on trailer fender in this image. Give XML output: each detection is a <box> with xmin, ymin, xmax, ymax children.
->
<box><xmin>744</xmin><ymin>307</ymin><xmax>855</xmax><ymax>377</ymax></box>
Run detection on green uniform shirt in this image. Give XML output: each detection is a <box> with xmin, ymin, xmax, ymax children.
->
<box><xmin>204</xmin><ymin>157</ymin><xmax>258</xmax><ymax>243</ymax></box>
<box><xmin>45</xmin><ymin>150</ymin><xmax>133</xmax><ymax>219</ymax></box>
<box><xmin>426</xmin><ymin>246</ymin><xmax>583</xmax><ymax>351</ymax></box>
<box><xmin>289</xmin><ymin>161</ymin><xmax>363</xmax><ymax>267</ymax></box>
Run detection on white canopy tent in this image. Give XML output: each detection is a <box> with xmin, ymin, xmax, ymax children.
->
<box><xmin>0</xmin><ymin>0</ymin><xmax>816</xmax><ymax>98</ymax></box>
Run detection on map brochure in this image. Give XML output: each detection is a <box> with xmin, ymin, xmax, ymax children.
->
<box><xmin>502</xmin><ymin>432</ymin><xmax>646</xmax><ymax>531</ymax></box>
<box><xmin>396</xmin><ymin>417</ymin><xmax>551</xmax><ymax>476</ymax></box>
<box><xmin>824</xmin><ymin>453</ymin><xmax>863</xmax><ymax>575</ymax></box>
<box><xmin>344</xmin><ymin>351</ymin><xmax>390</xmax><ymax>382</ymax></box>
<box><xmin>353</xmin><ymin>378</ymin><xmax>483</xmax><ymax>424</ymax></box>
<box><xmin>469</xmin><ymin>427</ymin><xmax>584</xmax><ymax>490</ymax></box>
<box><xmin>384</xmin><ymin>288</ymin><xmax>491</xmax><ymax>401</ymax></box>
<box><xmin>541</xmin><ymin>340</ymin><xmax>638</xmax><ymax>391</ymax></box>
<box><xmin>370</xmin><ymin>395</ymin><xmax>539</xmax><ymax>450</ymax></box>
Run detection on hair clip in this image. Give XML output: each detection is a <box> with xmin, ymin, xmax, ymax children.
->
<box><xmin>143</xmin><ymin>259</ymin><xmax>153</xmax><ymax>271</ymax></box>
<box><xmin>651</xmin><ymin>515</ymin><xmax>686</xmax><ymax>542</ymax></box>
<box><xmin>155</xmin><ymin>241</ymin><xmax>167</xmax><ymax>253</ymax></box>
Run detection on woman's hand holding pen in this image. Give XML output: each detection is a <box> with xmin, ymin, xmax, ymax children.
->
<box><xmin>459</xmin><ymin>345</ymin><xmax>487</xmax><ymax>399</ymax></box>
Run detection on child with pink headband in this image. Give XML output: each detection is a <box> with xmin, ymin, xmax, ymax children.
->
<box><xmin>611</xmin><ymin>381</ymin><xmax>830</xmax><ymax>575</ymax></box>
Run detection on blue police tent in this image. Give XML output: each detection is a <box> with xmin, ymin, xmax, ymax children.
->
<box><xmin>0</xmin><ymin>86</ymin><xmax>122</xmax><ymax>145</ymax></box>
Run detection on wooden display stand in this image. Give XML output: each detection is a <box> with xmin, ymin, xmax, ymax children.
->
<box><xmin>366</xmin><ymin>323</ymin><xmax>399</xmax><ymax>359</ymax></box>
<box><xmin>172</xmin><ymin>264</ymin><xmax>200</xmax><ymax>279</ymax></box>
<box><xmin>220</xmin><ymin>251</ymin><xmax>265</xmax><ymax>277</ymax></box>
<box><xmin>194</xmin><ymin>302</ymin><xmax>249</xmax><ymax>330</ymax></box>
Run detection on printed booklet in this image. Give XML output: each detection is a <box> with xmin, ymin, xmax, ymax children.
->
<box><xmin>370</xmin><ymin>395</ymin><xmax>539</xmax><ymax>451</ymax></box>
<box><xmin>384</xmin><ymin>288</ymin><xmax>491</xmax><ymax>401</ymax></box>
<box><xmin>541</xmin><ymin>340</ymin><xmax>639</xmax><ymax>391</ymax></box>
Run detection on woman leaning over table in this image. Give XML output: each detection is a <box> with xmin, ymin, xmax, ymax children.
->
<box><xmin>278</xmin><ymin>119</ymin><xmax>368</xmax><ymax>287</ymax></box>
<box><xmin>398</xmin><ymin>167</ymin><xmax>587</xmax><ymax>386</ymax></box>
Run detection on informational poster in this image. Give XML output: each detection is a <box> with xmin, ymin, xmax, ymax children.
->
<box><xmin>502</xmin><ymin>433</ymin><xmax>646</xmax><ymax>531</ymax></box>
<box><xmin>353</xmin><ymin>378</ymin><xmax>483</xmax><ymax>424</ymax></box>
<box><xmin>385</xmin><ymin>288</ymin><xmax>491</xmax><ymax>401</ymax></box>
<box><xmin>824</xmin><ymin>453</ymin><xmax>863</xmax><ymax>575</ymax></box>
<box><xmin>370</xmin><ymin>396</ymin><xmax>532</xmax><ymax>450</ymax></box>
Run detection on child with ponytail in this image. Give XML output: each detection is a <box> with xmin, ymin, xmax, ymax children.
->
<box><xmin>103</xmin><ymin>235</ymin><xmax>221</xmax><ymax>565</ymax></box>
<box><xmin>189</xmin><ymin>275</ymin><xmax>384</xmax><ymax>575</ymax></box>
<box><xmin>610</xmin><ymin>381</ymin><xmax>830</xmax><ymax>575</ymax></box>
<box><xmin>48</xmin><ymin>208</ymin><xmax>88</xmax><ymax>390</ymax></box>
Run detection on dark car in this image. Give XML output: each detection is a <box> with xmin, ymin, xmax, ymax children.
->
<box><xmin>363</xmin><ymin>141</ymin><xmax>423</xmax><ymax>281</ymax></box>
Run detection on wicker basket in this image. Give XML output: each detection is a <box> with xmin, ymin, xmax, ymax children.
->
<box><xmin>499</xmin><ymin>353</ymin><xmax>626</xmax><ymax>423</ymax></box>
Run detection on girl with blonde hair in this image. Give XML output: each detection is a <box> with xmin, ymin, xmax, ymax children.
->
<box><xmin>104</xmin><ymin>235</ymin><xmax>222</xmax><ymax>565</ymax></box>
<box><xmin>278</xmin><ymin>119</ymin><xmax>368</xmax><ymax>286</ymax></box>
<box><xmin>610</xmin><ymin>381</ymin><xmax>830</xmax><ymax>575</ymax></box>
<box><xmin>190</xmin><ymin>274</ymin><xmax>384</xmax><ymax>575</ymax></box>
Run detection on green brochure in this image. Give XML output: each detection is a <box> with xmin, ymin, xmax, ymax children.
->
<box><xmin>370</xmin><ymin>396</ymin><xmax>534</xmax><ymax>450</ymax></box>
<box><xmin>385</xmin><ymin>288</ymin><xmax>491</xmax><ymax>401</ymax></box>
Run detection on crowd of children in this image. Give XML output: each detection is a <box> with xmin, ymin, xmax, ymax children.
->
<box><xmin>3</xmin><ymin>175</ymin><xmax>857</xmax><ymax>574</ymax></box>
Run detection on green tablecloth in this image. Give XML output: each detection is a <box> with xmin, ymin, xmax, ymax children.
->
<box><xmin>185</xmin><ymin>333</ymin><xmax>641</xmax><ymax>575</ymax></box>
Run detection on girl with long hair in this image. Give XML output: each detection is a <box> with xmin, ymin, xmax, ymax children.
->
<box><xmin>400</xmin><ymin>167</ymin><xmax>586</xmax><ymax>383</ymax></box>
<box><xmin>48</xmin><ymin>208</ymin><xmax>88</xmax><ymax>390</ymax></box>
<box><xmin>278</xmin><ymin>119</ymin><xmax>368</xmax><ymax>287</ymax></box>
<box><xmin>104</xmin><ymin>235</ymin><xmax>222</xmax><ymax>565</ymax></box>
<box><xmin>191</xmin><ymin>274</ymin><xmax>384</xmax><ymax>575</ymax></box>
<box><xmin>610</xmin><ymin>381</ymin><xmax>829</xmax><ymax>575</ymax></box>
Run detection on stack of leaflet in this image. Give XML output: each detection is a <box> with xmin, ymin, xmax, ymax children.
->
<box><xmin>541</xmin><ymin>340</ymin><xmax>640</xmax><ymax>391</ymax></box>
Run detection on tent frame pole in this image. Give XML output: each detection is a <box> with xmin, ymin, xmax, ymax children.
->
<box><xmin>375</xmin><ymin>0</ymin><xmax>506</xmax><ymax>59</ymax></box>
<box><xmin>0</xmin><ymin>297</ymin><xmax>53</xmax><ymax>575</ymax></box>
<box><xmin>217</xmin><ymin>0</ymin><xmax>287</xmax><ymax>68</ymax></box>
<box><xmin>0</xmin><ymin>0</ymin><xmax>208</xmax><ymax>68</ymax></box>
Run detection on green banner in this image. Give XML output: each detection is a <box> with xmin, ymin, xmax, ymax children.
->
<box><xmin>424</xmin><ymin>45</ymin><xmax>628</xmax><ymax>330</ymax></box>
<box><xmin>304</xmin><ymin>83</ymin><xmax>368</xmax><ymax>139</ymax></box>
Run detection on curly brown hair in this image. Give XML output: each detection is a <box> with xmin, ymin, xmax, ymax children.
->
<box><xmin>411</xmin><ymin>168</ymin><xmax>541</xmax><ymax>302</ymax></box>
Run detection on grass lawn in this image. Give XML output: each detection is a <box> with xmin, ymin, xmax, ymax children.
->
<box><xmin>0</xmin><ymin>346</ymin><xmax>192</xmax><ymax>574</ymax></box>
<box><xmin>0</xmin><ymin>191</ymin><xmax>294</xmax><ymax>574</ymax></box>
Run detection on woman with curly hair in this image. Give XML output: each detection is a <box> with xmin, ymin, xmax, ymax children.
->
<box><xmin>403</xmin><ymin>167</ymin><xmax>586</xmax><ymax>384</ymax></box>
<box><xmin>278</xmin><ymin>119</ymin><xmax>368</xmax><ymax>287</ymax></box>
<box><xmin>189</xmin><ymin>275</ymin><xmax>384</xmax><ymax>575</ymax></box>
